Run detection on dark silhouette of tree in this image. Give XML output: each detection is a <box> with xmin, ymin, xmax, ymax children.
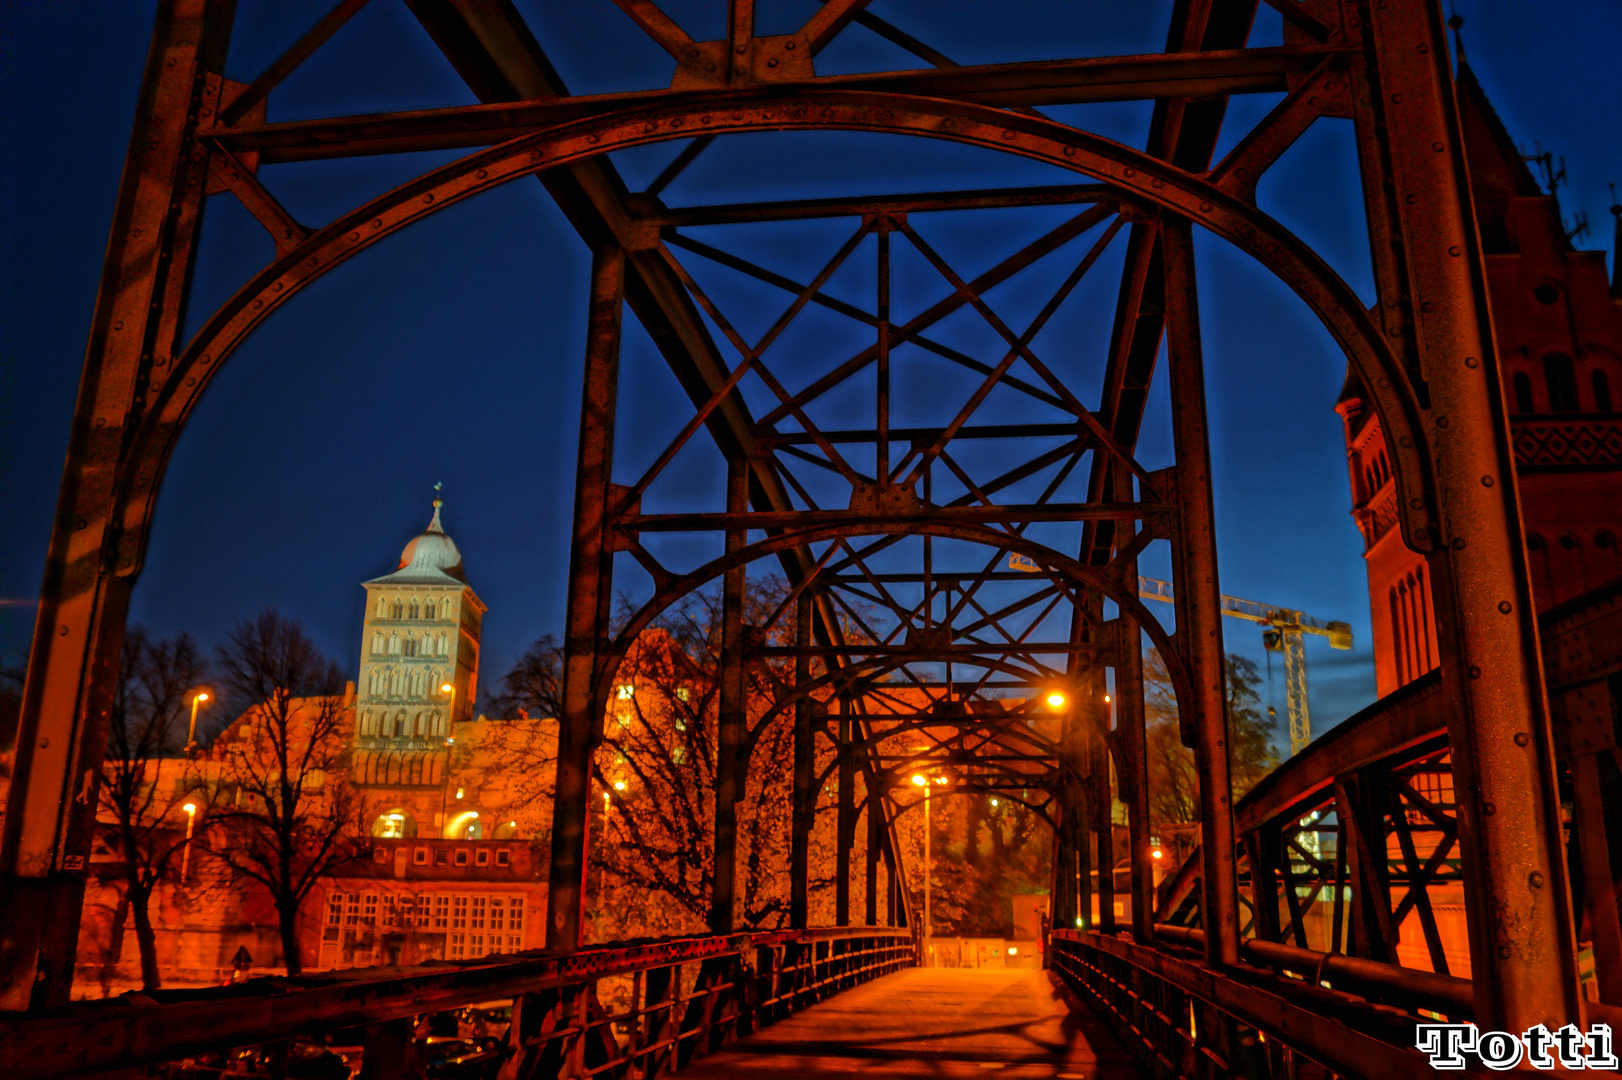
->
<box><xmin>484</xmin><ymin>633</ymin><xmax>564</xmax><ymax>723</ymax></box>
<box><xmin>207</xmin><ymin>610</ymin><xmax>370</xmax><ymax>976</ymax></box>
<box><xmin>99</xmin><ymin>626</ymin><xmax>207</xmax><ymax>989</ymax></box>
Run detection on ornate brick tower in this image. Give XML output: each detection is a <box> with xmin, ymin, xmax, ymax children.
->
<box><xmin>352</xmin><ymin>497</ymin><xmax>487</xmax><ymax>796</ymax></box>
<box><xmin>1338</xmin><ymin>64</ymin><xmax>1622</xmax><ymax>697</ymax></box>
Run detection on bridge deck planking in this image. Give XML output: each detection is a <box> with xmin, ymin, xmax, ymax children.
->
<box><xmin>681</xmin><ymin>968</ymin><xmax>1144</xmax><ymax>1078</ymax></box>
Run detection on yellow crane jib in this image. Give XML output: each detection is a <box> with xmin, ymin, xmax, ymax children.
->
<box><xmin>1006</xmin><ymin>554</ymin><xmax>1351</xmax><ymax>757</ymax></box>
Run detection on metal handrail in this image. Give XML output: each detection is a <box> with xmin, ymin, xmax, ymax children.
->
<box><xmin>1</xmin><ymin>925</ymin><xmax>914</xmax><ymax>1080</ymax></box>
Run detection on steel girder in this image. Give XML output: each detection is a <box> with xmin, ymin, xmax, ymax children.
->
<box><xmin>1</xmin><ymin>0</ymin><xmax>1576</xmax><ymax>1033</ymax></box>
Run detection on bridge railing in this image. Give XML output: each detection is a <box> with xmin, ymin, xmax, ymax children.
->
<box><xmin>3</xmin><ymin>926</ymin><xmax>914</xmax><ymax>1080</ymax></box>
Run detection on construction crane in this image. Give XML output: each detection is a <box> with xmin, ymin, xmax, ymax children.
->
<box><xmin>1136</xmin><ymin>577</ymin><xmax>1352</xmax><ymax>756</ymax></box>
<box><xmin>1006</xmin><ymin>555</ymin><xmax>1352</xmax><ymax>755</ymax></box>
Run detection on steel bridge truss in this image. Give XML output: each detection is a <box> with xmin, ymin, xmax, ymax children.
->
<box><xmin>0</xmin><ymin>0</ymin><xmax>1588</xmax><ymax>1057</ymax></box>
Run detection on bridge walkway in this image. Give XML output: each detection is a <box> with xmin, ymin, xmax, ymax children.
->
<box><xmin>682</xmin><ymin>967</ymin><xmax>1143</xmax><ymax>1079</ymax></box>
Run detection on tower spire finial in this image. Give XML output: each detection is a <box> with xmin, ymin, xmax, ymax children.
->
<box><xmin>430</xmin><ymin>482</ymin><xmax>445</xmax><ymax>530</ymax></box>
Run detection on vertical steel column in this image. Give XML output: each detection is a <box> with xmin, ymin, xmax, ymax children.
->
<box><xmin>1091</xmin><ymin>728</ymin><xmax>1115</xmax><ymax>933</ymax></box>
<box><xmin>1162</xmin><ymin>217</ymin><xmax>1239</xmax><ymax>968</ymax></box>
<box><xmin>709</xmin><ymin>456</ymin><xmax>749</xmax><ymax>934</ymax></box>
<box><xmin>1572</xmin><ymin>754</ymin><xmax>1622</xmax><ymax>1004</ymax></box>
<box><xmin>1356</xmin><ymin>2</ymin><xmax>1580</xmax><ymax>1028</ymax></box>
<box><xmin>790</xmin><ymin>595</ymin><xmax>814</xmax><ymax>929</ymax></box>
<box><xmin>0</xmin><ymin>0</ymin><xmax>232</xmax><ymax>1010</ymax></box>
<box><xmin>1111</xmin><ymin>463</ymin><xmax>1155</xmax><ymax>942</ymax></box>
<box><xmin>546</xmin><ymin>244</ymin><xmax>625</xmax><ymax>953</ymax></box>
<box><xmin>835</xmin><ymin>707</ymin><xmax>855</xmax><ymax>926</ymax></box>
<box><xmin>865</xmin><ymin>775</ymin><xmax>881</xmax><ymax>925</ymax></box>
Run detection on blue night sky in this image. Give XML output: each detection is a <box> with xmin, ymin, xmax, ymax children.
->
<box><xmin>2</xmin><ymin>1</ymin><xmax>1618</xmax><ymax>747</ymax></box>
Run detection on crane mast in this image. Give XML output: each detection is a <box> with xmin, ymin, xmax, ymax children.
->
<box><xmin>1137</xmin><ymin>576</ymin><xmax>1352</xmax><ymax>755</ymax></box>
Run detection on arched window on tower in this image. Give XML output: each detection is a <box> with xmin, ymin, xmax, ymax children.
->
<box><xmin>1545</xmin><ymin>353</ymin><xmax>1579</xmax><ymax>412</ymax></box>
<box><xmin>389</xmin><ymin>669</ymin><xmax>402</xmax><ymax>696</ymax></box>
<box><xmin>1526</xmin><ymin>532</ymin><xmax>1554</xmax><ymax>605</ymax></box>
<box><xmin>391</xmin><ymin>600</ymin><xmax>403</xmax><ymax>619</ymax></box>
<box><xmin>415</xmin><ymin>711</ymin><xmax>427</xmax><ymax>737</ymax></box>
<box><xmin>394</xmin><ymin>711</ymin><xmax>409</xmax><ymax>737</ymax></box>
<box><xmin>372</xmin><ymin>632</ymin><xmax>384</xmax><ymax>655</ymax></box>
<box><xmin>376</xmin><ymin>597</ymin><xmax>387</xmax><ymax>619</ymax></box>
<box><xmin>424</xmin><ymin>600</ymin><xmax>436</xmax><ymax>620</ymax></box>
<box><xmin>431</xmin><ymin>711</ymin><xmax>446</xmax><ymax>736</ymax></box>
<box><xmin>436</xmin><ymin>633</ymin><xmax>448</xmax><ymax>655</ymax></box>
<box><xmin>408</xmin><ymin>599</ymin><xmax>419</xmax><ymax>619</ymax></box>
<box><xmin>389</xmin><ymin>632</ymin><xmax>400</xmax><ymax>655</ymax></box>
<box><xmin>1389</xmin><ymin>585</ymin><xmax>1406</xmax><ymax>686</ymax></box>
<box><xmin>1595</xmin><ymin>370</ymin><xmax>1614</xmax><ymax>413</ymax></box>
<box><xmin>1513</xmin><ymin>372</ymin><xmax>1534</xmax><ymax>414</ymax></box>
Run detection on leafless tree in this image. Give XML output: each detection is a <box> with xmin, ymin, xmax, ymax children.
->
<box><xmin>208</xmin><ymin>610</ymin><xmax>370</xmax><ymax>976</ymax></box>
<box><xmin>99</xmin><ymin>626</ymin><xmax>208</xmax><ymax>989</ymax></box>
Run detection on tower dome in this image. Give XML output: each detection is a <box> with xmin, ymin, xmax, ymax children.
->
<box><xmin>369</xmin><ymin>498</ymin><xmax>467</xmax><ymax>585</ymax></box>
<box><xmin>396</xmin><ymin>500</ymin><xmax>465</xmax><ymax>581</ymax></box>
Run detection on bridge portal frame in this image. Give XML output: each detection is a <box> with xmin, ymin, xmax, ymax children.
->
<box><xmin>0</xmin><ymin>0</ymin><xmax>1578</xmax><ymax>1036</ymax></box>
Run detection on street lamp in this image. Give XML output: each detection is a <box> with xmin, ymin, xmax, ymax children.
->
<box><xmin>185</xmin><ymin>690</ymin><xmax>211</xmax><ymax>754</ymax></box>
<box><xmin>911</xmin><ymin>772</ymin><xmax>949</xmax><ymax>958</ymax></box>
<box><xmin>180</xmin><ymin>802</ymin><xmax>198</xmax><ymax>883</ymax></box>
<box><xmin>1045</xmin><ymin>690</ymin><xmax>1067</xmax><ymax>709</ymax></box>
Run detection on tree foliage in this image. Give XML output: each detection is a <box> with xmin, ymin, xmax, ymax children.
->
<box><xmin>1144</xmin><ymin>649</ymin><xmax>1277</xmax><ymax>837</ymax></box>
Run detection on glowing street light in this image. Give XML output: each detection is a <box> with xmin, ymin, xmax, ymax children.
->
<box><xmin>441</xmin><ymin>682</ymin><xmax>454</xmax><ymax>694</ymax></box>
<box><xmin>180</xmin><ymin>802</ymin><xmax>198</xmax><ymax>883</ymax></box>
<box><xmin>185</xmin><ymin>690</ymin><xmax>211</xmax><ymax>754</ymax></box>
<box><xmin>1045</xmin><ymin>690</ymin><xmax>1067</xmax><ymax>710</ymax></box>
<box><xmin>613</xmin><ymin>780</ymin><xmax>627</xmax><ymax>791</ymax></box>
<box><xmin>912</xmin><ymin>771</ymin><xmax>949</xmax><ymax>951</ymax></box>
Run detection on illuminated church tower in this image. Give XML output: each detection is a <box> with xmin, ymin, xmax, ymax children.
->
<box><xmin>352</xmin><ymin>496</ymin><xmax>486</xmax><ymax>787</ymax></box>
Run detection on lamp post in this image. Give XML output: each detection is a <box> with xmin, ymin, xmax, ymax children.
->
<box><xmin>180</xmin><ymin>802</ymin><xmax>198</xmax><ymax>883</ymax></box>
<box><xmin>184</xmin><ymin>691</ymin><xmax>210</xmax><ymax>754</ymax></box>
<box><xmin>911</xmin><ymin>772</ymin><xmax>948</xmax><ymax>961</ymax></box>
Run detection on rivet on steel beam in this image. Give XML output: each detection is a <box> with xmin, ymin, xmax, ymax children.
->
<box><xmin>1465</xmin><ymin>355</ymin><xmax>1479</xmax><ymax>368</ymax></box>
<box><xmin>1515</xmin><ymin>733</ymin><xmax>1530</xmax><ymax>747</ymax></box>
<box><xmin>1484</xmin><ymin>802</ymin><xmax>1497</xmax><ymax>815</ymax></box>
<box><xmin>1451</xmin><ymin>537</ymin><xmax>1465</xmax><ymax>550</ymax></box>
<box><xmin>1391</xmin><ymin>94</ymin><xmax>1402</xmax><ymax>103</ymax></box>
<box><xmin>1530</xmin><ymin>872</ymin><xmax>1545</xmax><ymax>888</ymax></box>
<box><xmin>1499</xmin><ymin>601</ymin><xmax>1513</xmax><ymax>613</ymax></box>
<box><xmin>114</xmin><ymin>321</ymin><xmax>124</xmax><ymax>330</ymax></box>
<box><xmin>1482</xmin><ymin>475</ymin><xmax>1494</xmax><ymax>487</ymax></box>
<box><xmin>1469</xmin><ymin>666</ymin><xmax>1482</xmax><ymax>678</ymax></box>
<box><xmin>1499</xmin><ymin>945</ymin><xmax>1513</xmax><ymax>959</ymax></box>
<box><xmin>372</xmin><ymin>218</ymin><xmax>382</xmax><ymax>229</ymax></box>
<box><xmin>1448</xmin><ymin>245</ymin><xmax>1461</xmax><ymax>256</ymax></box>
<box><xmin>1436</xmin><ymin>416</ymin><xmax>1448</xmax><ymax>427</ymax></box>
<box><xmin>1410</xmin><ymin>498</ymin><xmax>1424</xmax><ymax>510</ymax></box>
<box><xmin>422</xmin><ymin>193</ymin><xmax>434</xmax><ymax>204</ymax></box>
<box><xmin>57</xmin><ymin>627</ymin><xmax>68</xmax><ymax>637</ymax></box>
<box><xmin>349</xmin><ymin>232</ymin><xmax>360</xmax><ymax>241</ymax></box>
<box><xmin>476</xmin><ymin>170</ymin><xmax>487</xmax><ymax>180</ymax></box>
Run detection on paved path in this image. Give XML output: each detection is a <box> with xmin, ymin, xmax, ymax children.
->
<box><xmin>680</xmin><ymin>968</ymin><xmax>1143</xmax><ymax>1079</ymax></box>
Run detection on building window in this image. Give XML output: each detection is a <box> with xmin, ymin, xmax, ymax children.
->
<box><xmin>1595</xmin><ymin>371</ymin><xmax>1614</xmax><ymax>413</ymax></box>
<box><xmin>471</xmin><ymin>897</ymin><xmax>487</xmax><ymax>930</ymax></box>
<box><xmin>436</xmin><ymin>633</ymin><xmax>448</xmax><ymax>655</ymax></box>
<box><xmin>409</xmin><ymin>600</ymin><xmax>419</xmax><ymax>619</ymax></box>
<box><xmin>1513</xmin><ymin>372</ymin><xmax>1534</xmax><ymax>414</ymax></box>
<box><xmin>372</xmin><ymin>632</ymin><xmax>384</xmax><ymax>655</ymax></box>
<box><xmin>404</xmin><ymin>637</ymin><xmax>418</xmax><ymax>658</ymax></box>
<box><xmin>391</xmin><ymin>601</ymin><xmax>403</xmax><ymax>619</ymax></box>
<box><xmin>455</xmin><ymin>848</ymin><xmax>470</xmax><ymax>867</ymax></box>
<box><xmin>414</xmin><ymin>846</ymin><xmax>429</xmax><ymax>866</ymax></box>
<box><xmin>495</xmin><ymin>849</ymin><xmax>511</xmax><ymax>867</ymax></box>
<box><xmin>451</xmin><ymin>896</ymin><xmax>468</xmax><ymax>929</ymax></box>
<box><xmin>389</xmin><ymin>633</ymin><xmax>401</xmax><ymax>655</ymax></box>
<box><xmin>1545</xmin><ymin>353</ymin><xmax>1579</xmax><ymax>412</ymax></box>
<box><xmin>327</xmin><ymin>893</ymin><xmax>345</xmax><ymax>927</ymax></box>
<box><xmin>476</xmin><ymin>849</ymin><xmax>490</xmax><ymax>867</ymax></box>
<box><xmin>449</xmin><ymin>933</ymin><xmax>465</xmax><ymax>959</ymax></box>
<box><xmin>424</xmin><ymin>600</ymin><xmax>436</xmax><ymax>620</ymax></box>
<box><xmin>377</xmin><ymin>597</ymin><xmax>388</xmax><ymax>619</ymax></box>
